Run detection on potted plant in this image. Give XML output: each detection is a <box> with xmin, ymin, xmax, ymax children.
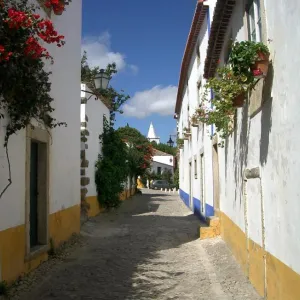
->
<box><xmin>190</xmin><ymin>114</ymin><xmax>199</xmax><ymax>127</ymax></box>
<box><xmin>176</xmin><ymin>138</ymin><xmax>184</xmax><ymax>149</ymax></box>
<box><xmin>229</xmin><ymin>41</ymin><xmax>270</xmax><ymax>80</ymax></box>
<box><xmin>183</xmin><ymin>127</ymin><xmax>191</xmax><ymax>139</ymax></box>
<box><xmin>208</xmin><ymin>67</ymin><xmax>249</xmax><ymax>108</ymax></box>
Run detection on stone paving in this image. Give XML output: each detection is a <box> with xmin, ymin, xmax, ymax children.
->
<box><xmin>20</xmin><ymin>189</ymin><xmax>261</xmax><ymax>299</ymax></box>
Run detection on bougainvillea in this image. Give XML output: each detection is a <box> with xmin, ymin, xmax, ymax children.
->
<box><xmin>0</xmin><ymin>0</ymin><xmax>67</xmax><ymax>144</ymax></box>
<box><xmin>44</xmin><ymin>0</ymin><xmax>72</xmax><ymax>15</ymax></box>
<box><xmin>0</xmin><ymin>0</ymin><xmax>69</xmax><ymax>198</ymax></box>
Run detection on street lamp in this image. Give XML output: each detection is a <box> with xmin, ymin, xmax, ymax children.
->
<box><xmin>167</xmin><ymin>136</ymin><xmax>174</xmax><ymax>148</ymax></box>
<box><xmin>81</xmin><ymin>69</ymin><xmax>111</xmax><ymax>96</ymax></box>
<box><xmin>94</xmin><ymin>69</ymin><xmax>111</xmax><ymax>90</ymax></box>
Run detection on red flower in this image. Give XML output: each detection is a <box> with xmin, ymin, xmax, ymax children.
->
<box><xmin>252</xmin><ymin>69</ymin><xmax>263</xmax><ymax>77</ymax></box>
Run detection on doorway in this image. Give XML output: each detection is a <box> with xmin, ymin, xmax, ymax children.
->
<box><xmin>200</xmin><ymin>153</ymin><xmax>205</xmax><ymax>214</ymax></box>
<box><xmin>26</xmin><ymin>127</ymin><xmax>49</xmax><ymax>254</ymax></box>
<box><xmin>30</xmin><ymin>141</ymin><xmax>39</xmax><ymax>248</ymax></box>
<box><xmin>189</xmin><ymin>162</ymin><xmax>192</xmax><ymax>208</ymax></box>
<box><xmin>212</xmin><ymin>143</ymin><xmax>220</xmax><ymax>213</ymax></box>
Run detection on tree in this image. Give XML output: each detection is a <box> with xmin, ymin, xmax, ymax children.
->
<box><xmin>81</xmin><ymin>52</ymin><xmax>130</xmax><ymax>125</ymax></box>
<box><xmin>116</xmin><ymin>126</ymin><xmax>154</xmax><ymax>179</ymax></box>
<box><xmin>95</xmin><ymin>119</ymin><xmax>128</xmax><ymax>209</ymax></box>
<box><xmin>162</xmin><ymin>169</ymin><xmax>173</xmax><ymax>183</ymax></box>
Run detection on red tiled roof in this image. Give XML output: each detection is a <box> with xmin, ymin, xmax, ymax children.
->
<box><xmin>175</xmin><ymin>0</ymin><xmax>208</xmax><ymax>114</ymax></box>
<box><xmin>203</xmin><ymin>0</ymin><xmax>236</xmax><ymax>79</ymax></box>
<box><xmin>153</xmin><ymin>149</ymin><xmax>173</xmax><ymax>157</ymax></box>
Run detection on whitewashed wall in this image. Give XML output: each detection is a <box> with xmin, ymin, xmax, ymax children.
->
<box><xmin>81</xmin><ymin>85</ymin><xmax>110</xmax><ymax>198</ymax></box>
<box><xmin>217</xmin><ymin>0</ymin><xmax>300</xmax><ymax>277</ymax></box>
<box><xmin>178</xmin><ymin>1</ymin><xmax>216</xmax><ymax>217</ymax></box>
<box><xmin>0</xmin><ymin>1</ymin><xmax>82</xmax><ymax>231</ymax></box>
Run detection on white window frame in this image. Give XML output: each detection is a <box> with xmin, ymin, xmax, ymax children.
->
<box><xmin>247</xmin><ymin>0</ymin><xmax>262</xmax><ymax>42</ymax></box>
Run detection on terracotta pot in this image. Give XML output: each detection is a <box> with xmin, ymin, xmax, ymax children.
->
<box><xmin>251</xmin><ymin>51</ymin><xmax>270</xmax><ymax>77</ymax></box>
<box><xmin>232</xmin><ymin>93</ymin><xmax>245</xmax><ymax>108</ymax></box>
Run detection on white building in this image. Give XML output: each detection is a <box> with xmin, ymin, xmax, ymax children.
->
<box><xmin>176</xmin><ymin>0</ymin><xmax>300</xmax><ymax>298</ymax></box>
<box><xmin>151</xmin><ymin>149</ymin><xmax>174</xmax><ymax>176</ymax></box>
<box><xmin>80</xmin><ymin>84</ymin><xmax>110</xmax><ymax>218</ymax></box>
<box><xmin>0</xmin><ymin>1</ymin><xmax>82</xmax><ymax>283</ymax></box>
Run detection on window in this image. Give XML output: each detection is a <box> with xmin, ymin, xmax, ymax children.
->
<box><xmin>196</xmin><ymin>45</ymin><xmax>201</xmax><ymax>67</ymax></box>
<box><xmin>157</xmin><ymin>167</ymin><xmax>161</xmax><ymax>175</ymax></box>
<box><xmin>247</xmin><ymin>0</ymin><xmax>262</xmax><ymax>42</ymax></box>
<box><xmin>194</xmin><ymin>158</ymin><xmax>198</xmax><ymax>179</ymax></box>
<box><xmin>197</xmin><ymin>81</ymin><xmax>202</xmax><ymax>106</ymax></box>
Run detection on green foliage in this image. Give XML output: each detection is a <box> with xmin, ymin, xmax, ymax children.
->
<box><xmin>116</xmin><ymin>126</ymin><xmax>154</xmax><ymax>177</ymax></box>
<box><xmin>162</xmin><ymin>169</ymin><xmax>173</xmax><ymax>183</ymax></box>
<box><xmin>0</xmin><ymin>0</ymin><xmax>66</xmax><ymax>147</ymax></box>
<box><xmin>151</xmin><ymin>142</ymin><xmax>176</xmax><ymax>156</ymax></box>
<box><xmin>174</xmin><ymin>168</ymin><xmax>179</xmax><ymax>189</ymax></box>
<box><xmin>229</xmin><ymin>40</ymin><xmax>270</xmax><ymax>83</ymax></box>
<box><xmin>196</xmin><ymin>67</ymin><xmax>251</xmax><ymax>140</ymax></box>
<box><xmin>0</xmin><ymin>280</ymin><xmax>8</xmax><ymax>296</ymax></box>
<box><xmin>81</xmin><ymin>52</ymin><xmax>130</xmax><ymax>125</ymax></box>
<box><xmin>95</xmin><ymin>119</ymin><xmax>128</xmax><ymax>209</ymax></box>
<box><xmin>176</xmin><ymin>138</ymin><xmax>184</xmax><ymax>148</ymax></box>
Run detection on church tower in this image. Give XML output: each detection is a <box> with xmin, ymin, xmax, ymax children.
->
<box><xmin>147</xmin><ymin>122</ymin><xmax>160</xmax><ymax>144</ymax></box>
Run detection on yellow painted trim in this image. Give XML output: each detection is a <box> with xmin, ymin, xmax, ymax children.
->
<box><xmin>0</xmin><ymin>204</ymin><xmax>80</xmax><ymax>283</ymax></box>
<box><xmin>49</xmin><ymin>204</ymin><xmax>80</xmax><ymax>247</ymax></box>
<box><xmin>219</xmin><ymin>212</ymin><xmax>248</xmax><ymax>273</ymax></box>
<box><xmin>219</xmin><ymin>211</ymin><xmax>300</xmax><ymax>299</ymax></box>
<box><xmin>85</xmin><ymin>196</ymin><xmax>103</xmax><ymax>217</ymax></box>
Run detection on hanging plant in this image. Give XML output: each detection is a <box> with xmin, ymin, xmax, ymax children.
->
<box><xmin>176</xmin><ymin>138</ymin><xmax>184</xmax><ymax>148</ymax></box>
<box><xmin>229</xmin><ymin>40</ymin><xmax>270</xmax><ymax>81</ymax></box>
<box><xmin>197</xmin><ymin>67</ymin><xmax>249</xmax><ymax>140</ymax></box>
<box><xmin>44</xmin><ymin>0</ymin><xmax>72</xmax><ymax>15</ymax></box>
<box><xmin>190</xmin><ymin>114</ymin><xmax>199</xmax><ymax>127</ymax></box>
<box><xmin>0</xmin><ymin>0</ymin><xmax>67</xmax><ymax>198</ymax></box>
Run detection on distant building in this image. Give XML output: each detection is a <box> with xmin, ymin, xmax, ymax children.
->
<box><xmin>147</xmin><ymin>122</ymin><xmax>160</xmax><ymax>144</ymax></box>
<box><xmin>151</xmin><ymin>149</ymin><xmax>174</xmax><ymax>176</ymax></box>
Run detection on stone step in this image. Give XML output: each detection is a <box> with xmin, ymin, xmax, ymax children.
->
<box><xmin>199</xmin><ymin>216</ymin><xmax>220</xmax><ymax>240</ymax></box>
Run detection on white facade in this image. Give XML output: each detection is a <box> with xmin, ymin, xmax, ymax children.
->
<box><xmin>0</xmin><ymin>1</ymin><xmax>82</xmax><ymax>282</ymax></box>
<box><xmin>151</xmin><ymin>152</ymin><xmax>174</xmax><ymax>175</ymax></box>
<box><xmin>176</xmin><ymin>0</ymin><xmax>300</xmax><ymax>298</ymax></box>
<box><xmin>176</xmin><ymin>0</ymin><xmax>216</xmax><ymax>218</ymax></box>
<box><xmin>81</xmin><ymin>84</ymin><xmax>110</xmax><ymax>200</ymax></box>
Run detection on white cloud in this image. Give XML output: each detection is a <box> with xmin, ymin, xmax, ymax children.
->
<box><xmin>82</xmin><ymin>32</ymin><xmax>138</xmax><ymax>74</ymax></box>
<box><xmin>123</xmin><ymin>85</ymin><xmax>178</xmax><ymax>118</ymax></box>
<box><xmin>128</xmin><ymin>64</ymin><xmax>139</xmax><ymax>75</ymax></box>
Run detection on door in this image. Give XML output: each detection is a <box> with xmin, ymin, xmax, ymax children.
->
<box><xmin>189</xmin><ymin>162</ymin><xmax>192</xmax><ymax>208</ymax></box>
<box><xmin>200</xmin><ymin>153</ymin><xmax>205</xmax><ymax>214</ymax></box>
<box><xmin>30</xmin><ymin>141</ymin><xmax>39</xmax><ymax>248</ymax></box>
<box><xmin>212</xmin><ymin>144</ymin><xmax>220</xmax><ymax>212</ymax></box>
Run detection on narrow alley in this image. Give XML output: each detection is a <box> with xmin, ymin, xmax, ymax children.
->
<box><xmin>19</xmin><ymin>191</ymin><xmax>261</xmax><ymax>300</ymax></box>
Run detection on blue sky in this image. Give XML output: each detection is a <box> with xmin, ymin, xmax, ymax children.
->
<box><xmin>82</xmin><ymin>0</ymin><xmax>196</xmax><ymax>143</ymax></box>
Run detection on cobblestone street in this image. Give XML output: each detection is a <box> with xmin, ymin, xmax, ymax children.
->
<box><xmin>21</xmin><ymin>190</ymin><xmax>261</xmax><ymax>300</ymax></box>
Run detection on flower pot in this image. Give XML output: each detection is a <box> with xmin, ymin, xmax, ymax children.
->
<box><xmin>251</xmin><ymin>51</ymin><xmax>270</xmax><ymax>77</ymax></box>
<box><xmin>232</xmin><ymin>93</ymin><xmax>245</xmax><ymax>108</ymax></box>
<box><xmin>191</xmin><ymin>122</ymin><xmax>198</xmax><ymax>127</ymax></box>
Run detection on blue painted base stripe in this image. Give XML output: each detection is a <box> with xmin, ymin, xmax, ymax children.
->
<box><xmin>179</xmin><ymin>189</ymin><xmax>215</xmax><ymax>221</ymax></box>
